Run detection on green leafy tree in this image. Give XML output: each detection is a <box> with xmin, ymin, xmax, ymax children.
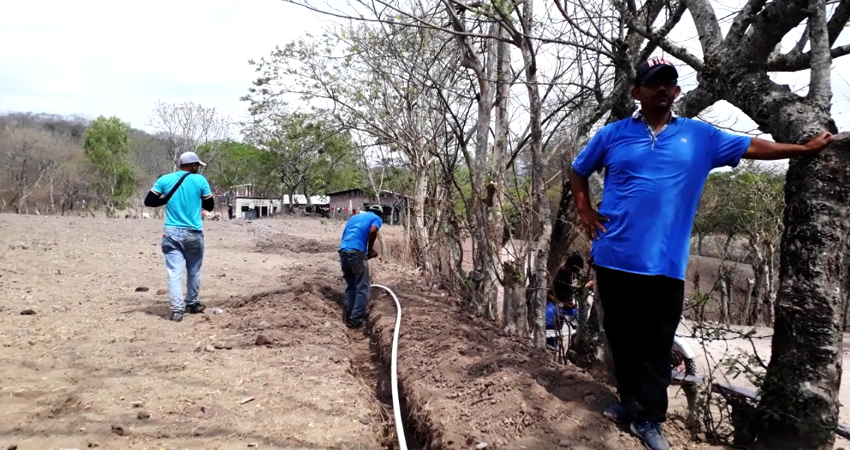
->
<box><xmin>197</xmin><ymin>140</ymin><xmax>271</xmax><ymax>197</ymax></box>
<box><xmin>83</xmin><ymin>116</ymin><xmax>136</xmax><ymax>217</ymax></box>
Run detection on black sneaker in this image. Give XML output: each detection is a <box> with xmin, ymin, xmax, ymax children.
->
<box><xmin>603</xmin><ymin>401</ymin><xmax>634</xmax><ymax>424</ymax></box>
<box><xmin>185</xmin><ymin>303</ymin><xmax>206</xmax><ymax>314</ymax></box>
<box><xmin>630</xmin><ymin>421</ymin><xmax>670</xmax><ymax>450</ymax></box>
<box><xmin>170</xmin><ymin>311</ymin><xmax>184</xmax><ymax>322</ymax></box>
<box><xmin>345</xmin><ymin>320</ymin><xmax>364</xmax><ymax>329</ymax></box>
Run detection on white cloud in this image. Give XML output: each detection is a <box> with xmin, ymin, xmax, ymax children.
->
<box><xmin>0</xmin><ymin>0</ymin><xmax>321</xmax><ymax>131</ymax></box>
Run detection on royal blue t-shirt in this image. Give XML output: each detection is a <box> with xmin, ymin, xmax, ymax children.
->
<box><xmin>151</xmin><ymin>171</ymin><xmax>213</xmax><ymax>231</ymax></box>
<box><xmin>339</xmin><ymin>213</ymin><xmax>383</xmax><ymax>252</ymax></box>
<box><xmin>571</xmin><ymin>113</ymin><xmax>751</xmax><ymax>280</ymax></box>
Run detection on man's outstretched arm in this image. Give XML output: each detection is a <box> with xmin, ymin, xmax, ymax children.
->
<box><xmin>743</xmin><ymin>132</ymin><xmax>833</xmax><ymax>160</ymax></box>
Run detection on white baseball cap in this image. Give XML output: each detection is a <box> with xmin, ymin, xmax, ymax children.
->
<box><xmin>179</xmin><ymin>151</ymin><xmax>206</xmax><ymax>166</ymax></box>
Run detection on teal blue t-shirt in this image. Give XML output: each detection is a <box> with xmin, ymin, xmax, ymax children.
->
<box><xmin>339</xmin><ymin>213</ymin><xmax>383</xmax><ymax>252</ymax></box>
<box><xmin>572</xmin><ymin>114</ymin><xmax>751</xmax><ymax>280</ymax></box>
<box><xmin>151</xmin><ymin>171</ymin><xmax>212</xmax><ymax>231</ymax></box>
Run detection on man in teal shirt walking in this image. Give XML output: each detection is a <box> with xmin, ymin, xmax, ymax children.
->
<box><xmin>338</xmin><ymin>205</ymin><xmax>383</xmax><ymax>328</ymax></box>
<box><xmin>144</xmin><ymin>151</ymin><xmax>215</xmax><ymax>322</ymax></box>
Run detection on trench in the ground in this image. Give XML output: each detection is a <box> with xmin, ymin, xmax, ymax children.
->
<box><xmin>316</xmin><ymin>283</ymin><xmax>431</xmax><ymax>450</ymax></box>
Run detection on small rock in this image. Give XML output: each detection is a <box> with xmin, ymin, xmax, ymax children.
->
<box><xmin>8</xmin><ymin>445</ymin><xmax>18</xmax><ymax>450</ymax></box>
<box><xmin>247</xmin><ymin>444</ymin><xmax>259</xmax><ymax>448</ymax></box>
<box><xmin>193</xmin><ymin>427</ymin><xmax>205</xmax><ymax>436</ymax></box>
<box><xmin>475</xmin><ymin>443</ymin><xmax>488</xmax><ymax>450</ymax></box>
<box><xmin>20</xmin><ymin>309</ymin><xmax>35</xmax><ymax>315</ymax></box>
<box><xmin>212</xmin><ymin>308</ymin><xmax>224</xmax><ymax>315</ymax></box>
<box><xmin>258</xmin><ymin>321</ymin><xmax>271</xmax><ymax>329</ymax></box>
<box><xmin>110</xmin><ymin>425</ymin><xmax>128</xmax><ymax>436</ymax></box>
<box><xmin>255</xmin><ymin>334</ymin><xmax>273</xmax><ymax>346</ymax></box>
<box><xmin>204</xmin><ymin>344</ymin><xmax>216</xmax><ymax>352</ymax></box>
<box><xmin>137</xmin><ymin>411</ymin><xmax>151</xmax><ymax>420</ymax></box>
<box><xmin>87</xmin><ymin>442</ymin><xmax>99</xmax><ymax>448</ymax></box>
<box><xmin>239</xmin><ymin>396</ymin><xmax>255</xmax><ymax>405</ymax></box>
<box><xmin>557</xmin><ymin>439</ymin><xmax>571</xmax><ymax>447</ymax></box>
<box><xmin>129</xmin><ymin>401</ymin><xmax>144</xmax><ymax>408</ymax></box>
<box><xmin>135</xmin><ymin>287</ymin><xmax>149</xmax><ymax>292</ymax></box>
<box><xmin>156</xmin><ymin>289</ymin><xmax>167</xmax><ymax>295</ymax></box>
<box><xmin>323</xmin><ymin>321</ymin><xmax>330</xmax><ymax>327</ymax></box>
<box><xmin>213</xmin><ymin>342</ymin><xmax>232</xmax><ymax>350</ymax></box>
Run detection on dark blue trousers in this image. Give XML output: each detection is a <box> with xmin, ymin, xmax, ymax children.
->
<box><xmin>339</xmin><ymin>250</ymin><xmax>370</xmax><ymax>326</ymax></box>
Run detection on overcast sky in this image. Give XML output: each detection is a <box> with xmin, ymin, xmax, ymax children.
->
<box><xmin>2</xmin><ymin>0</ymin><xmax>850</xmax><ymax>139</ymax></box>
<box><xmin>0</xmin><ymin>0</ymin><xmax>322</xmax><ymax>132</ymax></box>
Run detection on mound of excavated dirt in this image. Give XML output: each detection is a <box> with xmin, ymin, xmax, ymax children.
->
<box><xmin>361</xmin><ymin>264</ymin><xmax>729</xmax><ymax>450</ymax></box>
<box><xmin>255</xmin><ymin>234</ymin><xmax>338</xmax><ymax>254</ymax></box>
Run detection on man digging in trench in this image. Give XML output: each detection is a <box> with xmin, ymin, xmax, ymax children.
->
<box><xmin>338</xmin><ymin>205</ymin><xmax>383</xmax><ymax>329</ymax></box>
<box><xmin>569</xmin><ymin>57</ymin><xmax>833</xmax><ymax>450</ymax></box>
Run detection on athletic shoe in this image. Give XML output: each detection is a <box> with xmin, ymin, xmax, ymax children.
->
<box><xmin>630</xmin><ymin>421</ymin><xmax>670</xmax><ymax>450</ymax></box>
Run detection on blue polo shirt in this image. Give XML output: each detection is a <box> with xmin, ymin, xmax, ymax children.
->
<box><xmin>572</xmin><ymin>113</ymin><xmax>751</xmax><ymax>280</ymax></box>
<box><xmin>151</xmin><ymin>171</ymin><xmax>212</xmax><ymax>231</ymax></box>
<box><xmin>339</xmin><ymin>213</ymin><xmax>383</xmax><ymax>252</ymax></box>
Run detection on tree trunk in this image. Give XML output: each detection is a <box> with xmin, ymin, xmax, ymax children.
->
<box><xmin>490</xmin><ymin>28</ymin><xmax>510</xmax><ymax>325</ymax></box>
<box><xmin>748</xmin><ymin>236</ymin><xmax>765</xmax><ymax>325</ymax></box>
<box><xmin>697</xmin><ymin>232</ymin><xmax>705</xmax><ymax>256</ymax></box>
<box><xmin>518</xmin><ymin>1</ymin><xmax>550</xmax><ymax>348</ymax></box>
<box><xmin>547</xmin><ymin>172</ymin><xmax>578</xmax><ymax>281</ymax></box>
<box><xmin>723</xmin><ymin>231</ymin><xmax>735</xmax><ymax>259</ymax></box>
<box><xmin>719</xmin><ymin>272</ymin><xmax>731</xmax><ymax>324</ymax></box>
<box><xmin>764</xmin><ymin>240</ymin><xmax>777</xmax><ymax>325</ymax></box>
<box><xmin>502</xmin><ymin>259</ymin><xmax>527</xmax><ymax>336</ymax></box>
<box><xmin>750</xmin><ymin>112</ymin><xmax>849</xmax><ymax>450</ymax></box>
<box><xmin>411</xmin><ymin>164</ymin><xmax>431</xmax><ymax>272</ymax></box>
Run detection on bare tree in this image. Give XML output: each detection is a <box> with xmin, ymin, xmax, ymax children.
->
<box><xmin>0</xmin><ymin>126</ymin><xmax>62</xmax><ymax>214</ymax></box>
<box><xmin>147</xmin><ymin>100</ymin><xmax>232</xmax><ymax>170</ymax></box>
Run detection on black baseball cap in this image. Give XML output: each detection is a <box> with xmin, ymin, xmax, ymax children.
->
<box><xmin>635</xmin><ymin>57</ymin><xmax>679</xmax><ymax>86</ymax></box>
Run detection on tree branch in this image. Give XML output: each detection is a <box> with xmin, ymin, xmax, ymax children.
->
<box><xmin>827</xmin><ymin>0</ymin><xmax>850</xmax><ymax>43</ymax></box>
<box><xmin>614</xmin><ymin>0</ymin><xmax>705</xmax><ymax>70</ymax></box>
<box><xmin>807</xmin><ymin>0</ymin><xmax>833</xmax><ymax>107</ymax></box>
<box><xmin>681</xmin><ymin>0</ymin><xmax>724</xmax><ymax>56</ymax></box>
<box><xmin>767</xmin><ymin>43</ymin><xmax>850</xmax><ymax>71</ymax></box>
<box><xmin>725</xmin><ymin>0</ymin><xmax>769</xmax><ymax>46</ymax></box>
<box><xmin>740</xmin><ymin>0</ymin><xmax>809</xmax><ymax>64</ymax></box>
<box><xmin>674</xmin><ymin>86</ymin><xmax>719</xmax><ymax>118</ymax></box>
<box><xmin>639</xmin><ymin>0</ymin><xmax>688</xmax><ymax>62</ymax></box>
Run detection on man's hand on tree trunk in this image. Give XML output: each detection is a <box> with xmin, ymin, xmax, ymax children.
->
<box><xmin>803</xmin><ymin>131</ymin><xmax>835</xmax><ymax>153</ymax></box>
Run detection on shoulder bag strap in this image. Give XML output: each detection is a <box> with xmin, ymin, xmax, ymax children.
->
<box><xmin>160</xmin><ymin>172</ymin><xmax>192</xmax><ymax>203</ymax></box>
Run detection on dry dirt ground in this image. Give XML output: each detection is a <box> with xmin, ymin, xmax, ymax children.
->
<box><xmin>0</xmin><ymin>214</ymin><xmax>843</xmax><ymax>450</ymax></box>
<box><xmin>0</xmin><ymin>215</ymin><xmax>383</xmax><ymax>450</ymax></box>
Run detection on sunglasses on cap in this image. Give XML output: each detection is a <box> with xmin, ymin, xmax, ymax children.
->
<box><xmin>640</xmin><ymin>79</ymin><xmax>678</xmax><ymax>89</ymax></box>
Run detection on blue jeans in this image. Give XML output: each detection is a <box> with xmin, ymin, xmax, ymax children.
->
<box><xmin>161</xmin><ymin>227</ymin><xmax>205</xmax><ymax>313</ymax></box>
<box><xmin>339</xmin><ymin>250</ymin><xmax>370</xmax><ymax>325</ymax></box>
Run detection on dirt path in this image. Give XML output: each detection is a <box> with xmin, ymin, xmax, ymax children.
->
<box><xmin>0</xmin><ymin>215</ymin><xmax>383</xmax><ymax>450</ymax></box>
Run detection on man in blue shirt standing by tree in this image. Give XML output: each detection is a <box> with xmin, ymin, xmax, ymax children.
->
<box><xmin>338</xmin><ymin>204</ymin><xmax>383</xmax><ymax>328</ymax></box>
<box><xmin>570</xmin><ymin>57</ymin><xmax>833</xmax><ymax>450</ymax></box>
<box><xmin>144</xmin><ymin>151</ymin><xmax>215</xmax><ymax>323</ymax></box>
